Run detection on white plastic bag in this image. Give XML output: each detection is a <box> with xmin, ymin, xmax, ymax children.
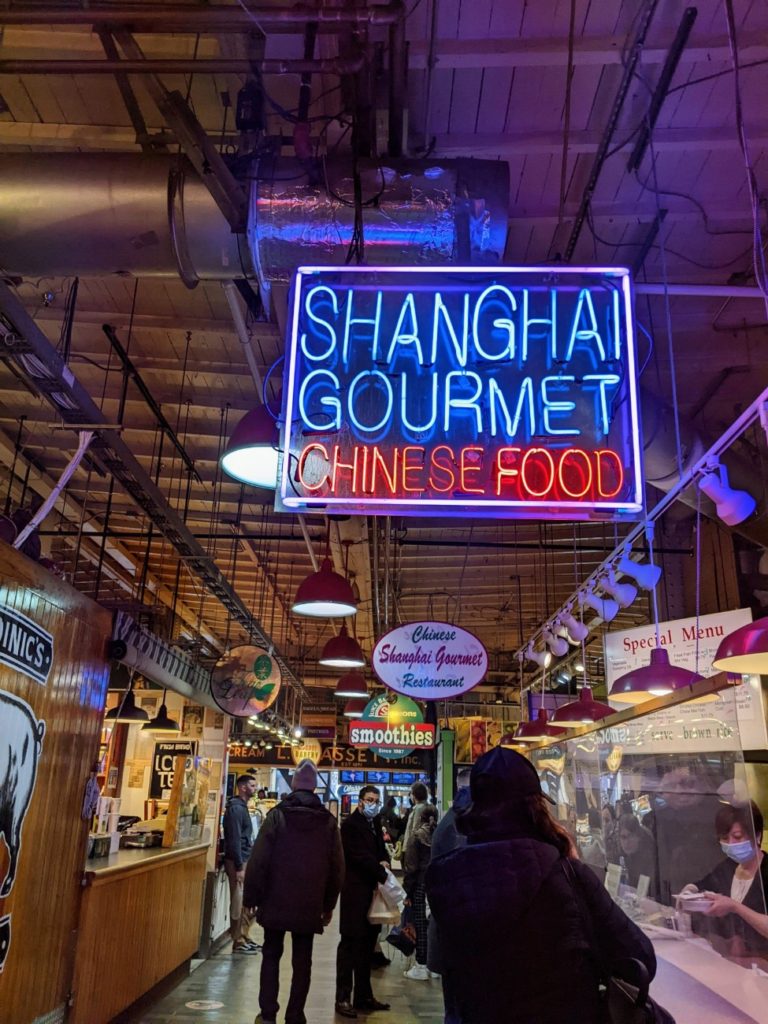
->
<box><xmin>379</xmin><ymin>867</ymin><xmax>406</xmax><ymax>910</ymax></box>
<box><xmin>368</xmin><ymin>888</ymin><xmax>401</xmax><ymax>925</ymax></box>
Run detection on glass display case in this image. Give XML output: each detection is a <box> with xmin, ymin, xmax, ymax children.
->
<box><xmin>530</xmin><ymin>679</ymin><xmax>768</xmax><ymax>1023</ymax></box>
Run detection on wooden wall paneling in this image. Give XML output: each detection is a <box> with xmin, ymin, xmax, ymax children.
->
<box><xmin>69</xmin><ymin>847</ymin><xmax>208</xmax><ymax>1024</ymax></box>
<box><xmin>0</xmin><ymin>542</ymin><xmax>112</xmax><ymax>1024</ymax></box>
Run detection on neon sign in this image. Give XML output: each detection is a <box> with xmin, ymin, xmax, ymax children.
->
<box><xmin>279</xmin><ymin>266</ymin><xmax>643</xmax><ymax>519</ymax></box>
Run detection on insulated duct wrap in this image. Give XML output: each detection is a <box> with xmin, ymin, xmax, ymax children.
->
<box><xmin>248</xmin><ymin>157</ymin><xmax>510</xmax><ymax>284</ymax></box>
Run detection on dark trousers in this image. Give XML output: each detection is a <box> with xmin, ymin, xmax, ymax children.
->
<box><xmin>336</xmin><ymin>923</ymin><xmax>379</xmax><ymax>1006</ymax></box>
<box><xmin>442</xmin><ymin>970</ymin><xmax>463</xmax><ymax>1024</ymax></box>
<box><xmin>259</xmin><ymin>928</ymin><xmax>314</xmax><ymax>1024</ymax></box>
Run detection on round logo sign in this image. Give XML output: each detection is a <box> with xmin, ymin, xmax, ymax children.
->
<box><xmin>372</xmin><ymin>621</ymin><xmax>488</xmax><ymax>700</ymax></box>
<box><xmin>349</xmin><ymin>692</ymin><xmax>435</xmax><ymax>759</ymax></box>
<box><xmin>291</xmin><ymin>738</ymin><xmax>322</xmax><ymax>765</ymax></box>
<box><xmin>211</xmin><ymin>645</ymin><xmax>281</xmax><ymax>718</ymax></box>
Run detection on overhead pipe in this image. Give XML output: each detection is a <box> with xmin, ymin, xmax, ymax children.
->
<box><xmin>0</xmin><ymin>3</ymin><xmax>405</xmax><ymax>29</ymax></box>
<box><xmin>0</xmin><ymin>56</ymin><xmax>366</xmax><ymax>75</ymax></box>
<box><xmin>13</xmin><ymin>431</ymin><xmax>93</xmax><ymax>550</ymax></box>
<box><xmin>221</xmin><ymin>283</ymin><xmax>264</xmax><ymax>397</ymax></box>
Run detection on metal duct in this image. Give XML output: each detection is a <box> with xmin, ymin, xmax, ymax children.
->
<box><xmin>0</xmin><ymin>153</ymin><xmax>245</xmax><ymax>280</ymax></box>
<box><xmin>248</xmin><ymin>157</ymin><xmax>510</xmax><ymax>285</ymax></box>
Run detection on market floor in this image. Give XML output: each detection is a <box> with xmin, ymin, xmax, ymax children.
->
<box><xmin>117</xmin><ymin>924</ymin><xmax>445</xmax><ymax>1024</ymax></box>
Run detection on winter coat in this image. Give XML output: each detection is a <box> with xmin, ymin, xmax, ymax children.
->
<box><xmin>426</xmin><ymin>834</ymin><xmax>656</xmax><ymax>1024</ymax></box>
<box><xmin>403</xmin><ymin>819</ymin><xmax>435</xmax><ymax>896</ymax></box>
<box><xmin>427</xmin><ymin>789</ymin><xmax>470</xmax><ymax>974</ymax></box>
<box><xmin>339</xmin><ymin>809</ymin><xmax>389</xmax><ymax>937</ymax></box>
<box><xmin>691</xmin><ymin>854</ymin><xmax>768</xmax><ymax>957</ymax></box>
<box><xmin>222</xmin><ymin>795</ymin><xmax>254</xmax><ymax>869</ymax></box>
<box><xmin>243</xmin><ymin>790</ymin><xmax>344</xmax><ymax>935</ymax></box>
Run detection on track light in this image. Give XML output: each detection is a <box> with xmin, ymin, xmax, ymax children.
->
<box><xmin>699</xmin><ymin>462</ymin><xmax>756</xmax><ymax>526</ymax></box>
<box><xmin>617</xmin><ymin>546</ymin><xmax>662</xmax><ymax>591</ymax></box>
<box><xmin>542</xmin><ymin>628</ymin><xmax>569</xmax><ymax>658</ymax></box>
<box><xmin>525</xmin><ymin>643</ymin><xmax>552</xmax><ymax>670</ymax></box>
<box><xmin>601</xmin><ymin>568</ymin><xmax>638</xmax><ymax>609</ymax></box>
<box><xmin>580</xmin><ymin>587</ymin><xmax>619</xmax><ymax>623</ymax></box>
<box><xmin>560</xmin><ymin>609</ymin><xmax>589</xmax><ymax>642</ymax></box>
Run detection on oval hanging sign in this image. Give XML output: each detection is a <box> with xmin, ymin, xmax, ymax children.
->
<box><xmin>372</xmin><ymin>621</ymin><xmax>488</xmax><ymax>701</ymax></box>
<box><xmin>211</xmin><ymin>645</ymin><xmax>281</xmax><ymax>718</ymax></box>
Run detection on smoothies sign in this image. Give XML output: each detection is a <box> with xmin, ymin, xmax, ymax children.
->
<box><xmin>279</xmin><ymin>266</ymin><xmax>642</xmax><ymax>519</ymax></box>
<box><xmin>372</xmin><ymin>621</ymin><xmax>488</xmax><ymax>700</ymax></box>
<box><xmin>349</xmin><ymin>692</ymin><xmax>435</xmax><ymax>759</ymax></box>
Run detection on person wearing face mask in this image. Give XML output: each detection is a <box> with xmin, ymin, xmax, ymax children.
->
<box><xmin>681</xmin><ymin>800</ymin><xmax>768</xmax><ymax>959</ymax></box>
<box><xmin>335</xmin><ymin>786</ymin><xmax>391</xmax><ymax>1019</ymax></box>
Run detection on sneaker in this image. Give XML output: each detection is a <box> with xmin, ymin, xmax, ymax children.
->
<box><xmin>404</xmin><ymin>963</ymin><xmax>430</xmax><ymax>981</ymax></box>
<box><xmin>244</xmin><ymin>940</ymin><xmax>262</xmax><ymax>952</ymax></box>
<box><xmin>233</xmin><ymin>942</ymin><xmax>260</xmax><ymax>955</ymax></box>
<box><xmin>429</xmin><ymin>970</ymin><xmax>440</xmax><ymax>978</ymax></box>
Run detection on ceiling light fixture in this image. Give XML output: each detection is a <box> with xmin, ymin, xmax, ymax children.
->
<box><xmin>292</xmin><ymin>557</ymin><xmax>358</xmax><ymax>617</ymax></box>
<box><xmin>513</xmin><ymin>709</ymin><xmax>566</xmax><ymax>743</ymax></box>
<box><xmin>713</xmin><ymin>615</ymin><xmax>768</xmax><ymax>674</ymax></box>
<box><xmin>319</xmin><ymin>623</ymin><xmax>365</xmax><ymax>667</ymax></box>
<box><xmin>560</xmin><ymin>608</ymin><xmax>589</xmax><ymax>643</ymax></box>
<box><xmin>617</xmin><ymin>545</ymin><xmax>662</xmax><ymax>591</ymax></box>
<box><xmin>343</xmin><ymin>696</ymin><xmax>368</xmax><ymax>718</ymax></box>
<box><xmin>580</xmin><ymin>586</ymin><xmax>619</xmax><ymax>623</ymax></box>
<box><xmin>333</xmin><ymin>670</ymin><xmax>368</xmax><ymax>699</ymax></box>
<box><xmin>601</xmin><ymin>568</ymin><xmax>638</xmax><ymax>609</ymax></box>
<box><xmin>525</xmin><ymin>643</ymin><xmax>552</xmax><ymax>670</ymax></box>
<box><xmin>542</xmin><ymin>627</ymin><xmax>569</xmax><ymax>658</ymax></box>
<box><xmin>141</xmin><ymin>693</ymin><xmax>180</xmax><ymax>734</ymax></box>
<box><xmin>105</xmin><ymin>686</ymin><xmax>149</xmax><ymax>724</ymax></box>
<box><xmin>551</xmin><ymin>686</ymin><xmax>613</xmax><ymax>725</ymax></box>
<box><xmin>609</xmin><ymin>646</ymin><xmax>703</xmax><ymax>704</ymax></box>
<box><xmin>220</xmin><ymin>402</ymin><xmax>281</xmax><ymax>489</ymax></box>
<box><xmin>698</xmin><ymin>461</ymin><xmax>756</xmax><ymax>526</ymax></box>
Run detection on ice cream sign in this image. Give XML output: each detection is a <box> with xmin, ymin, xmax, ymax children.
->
<box><xmin>279</xmin><ymin>265</ymin><xmax>642</xmax><ymax>520</ymax></box>
<box><xmin>372</xmin><ymin>621</ymin><xmax>488</xmax><ymax>700</ymax></box>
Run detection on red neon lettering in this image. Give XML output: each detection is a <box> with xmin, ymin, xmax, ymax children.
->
<box><xmin>521</xmin><ymin>448</ymin><xmax>555</xmax><ymax>498</ymax></box>
<box><xmin>558</xmin><ymin>448</ymin><xmax>593</xmax><ymax>499</ymax></box>
<box><xmin>298</xmin><ymin>443</ymin><xmax>330</xmax><ymax>492</ymax></box>
<box><xmin>460</xmin><ymin>446</ymin><xmax>484</xmax><ymax>494</ymax></box>
<box><xmin>369</xmin><ymin>446</ymin><xmax>399</xmax><ymax>495</ymax></box>
<box><xmin>495</xmin><ymin>447</ymin><xmax>521</xmax><ymax>495</ymax></box>
<box><xmin>359</xmin><ymin>446</ymin><xmax>371</xmax><ymax>493</ymax></box>
<box><xmin>595</xmin><ymin>449</ymin><xmax>624</xmax><ymax>498</ymax></box>
<box><xmin>332</xmin><ymin>445</ymin><xmax>357</xmax><ymax>492</ymax></box>
<box><xmin>402</xmin><ymin>446</ymin><xmax>425</xmax><ymax>493</ymax></box>
<box><xmin>429</xmin><ymin>445</ymin><xmax>456</xmax><ymax>492</ymax></box>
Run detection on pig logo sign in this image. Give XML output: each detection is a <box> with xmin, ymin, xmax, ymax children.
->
<box><xmin>0</xmin><ymin>689</ymin><xmax>46</xmax><ymax>973</ymax></box>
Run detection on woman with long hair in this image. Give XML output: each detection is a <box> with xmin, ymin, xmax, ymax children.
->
<box><xmin>426</xmin><ymin>747</ymin><xmax>656</xmax><ymax>1024</ymax></box>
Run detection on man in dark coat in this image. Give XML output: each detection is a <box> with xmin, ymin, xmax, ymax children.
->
<box><xmin>335</xmin><ymin>785</ymin><xmax>391</xmax><ymax>1019</ymax></box>
<box><xmin>223</xmin><ymin>774</ymin><xmax>258</xmax><ymax>953</ymax></box>
<box><xmin>244</xmin><ymin>759</ymin><xmax>344</xmax><ymax>1024</ymax></box>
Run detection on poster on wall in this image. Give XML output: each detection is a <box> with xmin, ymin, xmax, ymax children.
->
<box><xmin>604</xmin><ymin>608</ymin><xmax>768</xmax><ymax>751</ymax></box>
<box><xmin>149</xmin><ymin>741</ymin><xmax>196</xmax><ymax>799</ymax></box>
<box><xmin>372</xmin><ymin>621</ymin><xmax>488</xmax><ymax>700</ymax></box>
<box><xmin>181</xmin><ymin>704</ymin><xmax>204</xmax><ymax>739</ymax></box>
<box><xmin>279</xmin><ymin>265</ymin><xmax>643</xmax><ymax>521</ymax></box>
<box><xmin>0</xmin><ymin>689</ymin><xmax>46</xmax><ymax>972</ymax></box>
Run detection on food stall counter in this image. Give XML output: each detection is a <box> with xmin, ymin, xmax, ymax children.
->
<box><xmin>83</xmin><ymin>838</ymin><xmax>210</xmax><ymax>883</ymax></box>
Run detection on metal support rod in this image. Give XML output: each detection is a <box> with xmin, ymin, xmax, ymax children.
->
<box><xmin>0</xmin><ymin>3</ymin><xmax>405</xmax><ymax>29</ymax></box>
<box><xmin>631</xmin><ymin>208</ymin><xmax>667</xmax><ymax>275</ymax></box>
<box><xmin>221</xmin><ymin>283</ymin><xmax>264</xmax><ymax>399</ymax></box>
<box><xmin>0</xmin><ymin>56</ymin><xmax>367</xmax><ymax>75</ymax></box>
<box><xmin>97</xmin><ymin>26</ymin><xmax>160</xmax><ymax>154</ymax></box>
<box><xmin>388</xmin><ymin>10</ymin><xmax>407</xmax><ymax>158</ymax></box>
<box><xmin>627</xmin><ymin>7</ymin><xmax>698</xmax><ymax>172</ymax></box>
<box><xmin>564</xmin><ymin>0</ymin><xmax>660</xmax><ymax>260</ymax></box>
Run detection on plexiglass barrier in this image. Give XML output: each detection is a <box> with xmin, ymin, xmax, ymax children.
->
<box><xmin>531</xmin><ymin>686</ymin><xmax>768</xmax><ymax>986</ymax></box>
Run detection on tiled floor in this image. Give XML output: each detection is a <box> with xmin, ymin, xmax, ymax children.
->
<box><xmin>119</xmin><ymin>924</ymin><xmax>445</xmax><ymax>1024</ymax></box>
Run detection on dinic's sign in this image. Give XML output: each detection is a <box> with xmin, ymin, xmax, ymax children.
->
<box><xmin>0</xmin><ymin>604</ymin><xmax>53</xmax><ymax>686</ymax></box>
<box><xmin>279</xmin><ymin>266</ymin><xmax>642</xmax><ymax>520</ymax></box>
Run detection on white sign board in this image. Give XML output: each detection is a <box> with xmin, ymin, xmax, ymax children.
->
<box><xmin>372</xmin><ymin>621</ymin><xmax>488</xmax><ymax>700</ymax></box>
<box><xmin>604</xmin><ymin>608</ymin><xmax>768</xmax><ymax>751</ymax></box>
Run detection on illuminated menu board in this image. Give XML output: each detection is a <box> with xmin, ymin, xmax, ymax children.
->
<box><xmin>278</xmin><ymin>266</ymin><xmax>642</xmax><ymax>520</ymax></box>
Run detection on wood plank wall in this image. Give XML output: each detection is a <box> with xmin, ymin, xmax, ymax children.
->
<box><xmin>70</xmin><ymin>847</ymin><xmax>208</xmax><ymax>1024</ymax></box>
<box><xmin>0</xmin><ymin>542</ymin><xmax>111</xmax><ymax>1023</ymax></box>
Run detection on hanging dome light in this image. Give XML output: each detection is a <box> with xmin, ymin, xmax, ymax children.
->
<box><xmin>333</xmin><ymin>671</ymin><xmax>368</xmax><ymax>698</ymax></box>
<box><xmin>551</xmin><ymin>686</ymin><xmax>613</xmax><ymax>725</ymax></box>
<box><xmin>609</xmin><ymin>647</ymin><xmax>704</xmax><ymax>704</ymax></box>
<box><xmin>292</xmin><ymin>558</ymin><xmax>357</xmax><ymax>617</ymax></box>
<box><xmin>713</xmin><ymin>614</ymin><xmax>768</xmax><ymax>674</ymax></box>
<box><xmin>343</xmin><ymin>696</ymin><xmax>368</xmax><ymax>718</ymax></box>
<box><xmin>319</xmin><ymin>624</ymin><xmax>365</xmax><ymax>667</ymax></box>
<box><xmin>513</xmin><ymin>709</ymin><xmax>565</xmax><ymax>743</ymax></box>
<box><xmin>220</xmin><ymin>403</ymin><xmax>281</xmax><ymax>489</ymax></box>
<box><xmin>105</xmin><ymin>688</ymin><xmax>149</xmax><ymax>724</ymax></box>
<box><xmin>141</xmin><ymin>701</ymin><xmax>181</xmax><ymax>734</ymax></box>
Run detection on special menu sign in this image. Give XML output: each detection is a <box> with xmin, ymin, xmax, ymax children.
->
<box><xmin>278</xmin><ymin>266</ymin><xmax>642</xmax><ymax>520</ymax></box>
<box><xmin>372</xmin><ymin>621</ymin><xmax>488</xmax><ymax>700</ymax></box>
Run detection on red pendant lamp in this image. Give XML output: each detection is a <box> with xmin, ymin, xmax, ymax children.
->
<box><xmin>713</xmin><ymin>615</ymin><xmax>768</xmax><ymax>674</ymax></box>
<box><xmin>292</xmin><ymin>558</ymin><xmax>357</xmax><ymax>618</ymax></box>
<box><xmin>220</xmin><ymin>402</ymin><xmax>280</xmax><ymax>489</ymax></box>
<box><xmin>333</xmin><ymin>670</ymin><xmax>368</xmax><ymax>699</ymax></box>
<box><xmin>609</xmin><ymin>647</ymin><xmax>703</xmax><ymax>704</ymax></box>
<box><xmin>513</xmin><ymin>709</ymin><xmax>566</xmax><ymax>743</ymax></box>
<box><xmin>343</xmin><ymin>696</ymin><xmax>368</xmax><ymax>718</ymax></box>
<box><xmin>551</xmin><ymin>686</ymin><xmax>613</xmax><ymax>725</ymax></box>
<box><xmin>319</xmin><ymin>624</ymin><xmax>365</xmax><ymax>668</ymax></box>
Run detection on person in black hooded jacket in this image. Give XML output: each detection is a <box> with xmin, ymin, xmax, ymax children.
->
<box><xmin>426</xmin><ymin>747</ymin><xmax>656</xmax><ymax>1024</ymax></box>
<box><xmin>244</xmin><ymin>759</ymin><xmax>344</xmax><ymax>1024</ymax></box>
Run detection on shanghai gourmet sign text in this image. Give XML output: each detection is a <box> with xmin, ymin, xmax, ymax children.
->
<box><xmin>279</xmin><ymin>265</ymin><xmax>642</xmax><ymax>520</ymax></box>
